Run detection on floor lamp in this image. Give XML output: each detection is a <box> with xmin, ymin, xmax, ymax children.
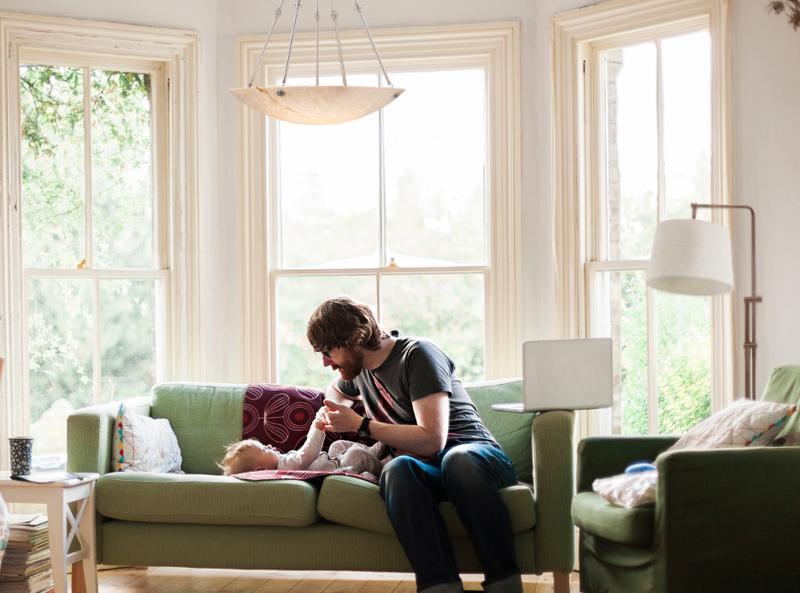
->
<box><xmin>646</xmin><ymin>203</ymin><xmax>761</xmax><ymax>399</ymax></box>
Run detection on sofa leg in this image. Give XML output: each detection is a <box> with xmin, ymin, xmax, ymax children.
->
<box><xmin>553</xmin><ymin>571</ymin><xmax>570</xmax><ymax>593</ymax></box>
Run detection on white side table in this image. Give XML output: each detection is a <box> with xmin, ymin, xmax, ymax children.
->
<box><xmin>0</xmin><ymin>472</ymin><xmax>99</xmax><ymax>593</ymax></box>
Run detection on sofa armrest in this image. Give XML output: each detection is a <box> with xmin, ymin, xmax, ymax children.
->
<box><xmin>576</xmin><ymin>436</ymin><xmax>678</xmax><ymax>492</ymax></box>
<box><xmin>531</xmin><ymin>410</ymin><xmax>574</xmax><ymax>572</ymax></box>
<box><xmin>654</xmin><ymin>446</ymin><xmax>800</xmax><ymax>590</ymax></box>
<box><xmin>66</xmin><ymin>397</ymin><xmax>151</xmax><ymax>474</ymax></box>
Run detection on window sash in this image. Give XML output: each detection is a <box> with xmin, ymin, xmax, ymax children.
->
<box><xmin>273</xmin><ymin>269</ymin><xmax>489</xmax><ymax>384</ymax></box>
<box><xmin>588</xmin><ymin>28</ymin><xmax>717</xmax><ymax>435</ymax></box>
<box><xmin>272</xmin><ymin>267</ymin><xmax>489</xmax><ymax>340</ymax></box>
<box><xmin>18</xmin><ymin>57</ymin><xmax>164</xmax><ymax>272</ymax></box>
<box><xmin>21</xmin><ymin>269</ymin><xmax>169</xmax><ymax>409</ymax></box>
<box><xmin>272</xmin><ymin>67</ymin><xmax>490</xmax><ymax>274</ymax></box>
<box><xmin>17</xmin><ymin>55</ymin><xmax>165</xmax><ymax>424</ymax></box>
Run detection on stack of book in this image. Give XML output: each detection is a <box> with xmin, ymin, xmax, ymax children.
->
<box><xmin>0</xmin><ymin>515</ymin><xmax>53</xmax><ymax>593</ymax></box>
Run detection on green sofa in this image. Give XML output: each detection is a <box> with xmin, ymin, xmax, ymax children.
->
<box><xmin>67</xmin><ymin>379</ymin><xmax>575</xmax><ymax>584</ymax></box>
<box><xmin>572</xmin><ymin>365</ymin><xmax>800</xmax><ymax>593</ymax></box>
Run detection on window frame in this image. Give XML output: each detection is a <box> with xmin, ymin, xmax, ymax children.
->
<box><xmin>551</xmin><ymin>0</ymin><xmax>734</xmax><ymax>437</ymax></box>
<box><xmin>237</xmin><ymin>22</ymin><xmax>521</xmax><ymax>382</ymax></box>
<box><xmin>0</xmin><ymin>12</ymin><xmax>200</xmax><ymax>467</ymax></box>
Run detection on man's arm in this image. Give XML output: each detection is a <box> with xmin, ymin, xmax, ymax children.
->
<box><xmin>325</xmin><ymin>381</ymin><xmax>357</xmax><ymax>408</ymax></box>
<box><xmin>324</xmin><ymin>392</ymin><xmax>449</xmax><ymax>457</ymax></box>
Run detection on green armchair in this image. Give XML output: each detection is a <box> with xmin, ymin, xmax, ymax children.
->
<box><xmin>572</xmin><ymin>365</ymin><xmax>800</xmax><ymax>593</ymax></box>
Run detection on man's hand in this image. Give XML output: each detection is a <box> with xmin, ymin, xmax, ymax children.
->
<box><xmin>323</xmin><ymin>399</ymin><xmax>363</xmax><ymax>433</ymax></box>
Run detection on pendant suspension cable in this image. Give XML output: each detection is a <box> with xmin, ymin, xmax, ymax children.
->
<box><xmin>248</xmin><ymin>0</ymin><xmax>287</xmax><ymax>88</ymax></box>
<box><xmin>315</xmin><ymin>0</ymin><xmax>320</xmax><ymax>86</ymax></box>
<box><xmin>331</xmin><ymin>0</ymin><xmax>347</xmax><ymax>86</ymax></box>
<box><xmin>281</xmin><ymin>0</ymin><xmax>303</xmax><ymax>87</ymax></box>
<box><xmin>353</xmin><ymin>0</ymin><xmax>392</xmax><ymax>87</ymax></box>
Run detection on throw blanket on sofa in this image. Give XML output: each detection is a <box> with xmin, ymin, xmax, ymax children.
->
<box><xmin>243</xmin><ymin>384</ymin><xmax>375</xmax><ymax>452</ymax></box>
<box><xmin>233</xmin><ymin>468</ymin><xmax>378</xmax><ymax>484</ymax></box>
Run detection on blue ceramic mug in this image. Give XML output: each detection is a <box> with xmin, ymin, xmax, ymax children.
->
<box><xmin>9</xmin><ymin>437</ymin><xmax>33</xmax><ymax>476</ymax></box>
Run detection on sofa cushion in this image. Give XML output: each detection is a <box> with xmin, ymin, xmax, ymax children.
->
<box><xmin>466</xmin><ymin>380</ymin><xmax>532</xmax><ymax>484</ymax></box>
<box><xmin>572</xmin><ymin>491</ymin><xmax>654</xmax><ymax>547</ymax></box>
<box><xmin>151</xmin><ymin>383</ymin><xmax>246</xmax><ymax>474</ymax></box>
<box><xmin>96</xmin><ymin>472</ymin><xmax>319</xmax><ymax>527</ymax></box>
<box><xmin>317</xmin><ymin>475</ymin><xmax>536</xmax><ymax>536</ymax></box>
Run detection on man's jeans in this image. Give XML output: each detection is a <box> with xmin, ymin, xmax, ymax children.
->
<box><xmin>379</xmin><ymin>442</ymin><xmax>521</xmax><ymax>593</ymax></box>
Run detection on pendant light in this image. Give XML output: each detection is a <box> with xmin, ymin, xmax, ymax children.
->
<box><xmin>231</xmin><ymin>0</ymin><xmax>404</xmax><ymax>125</ymax></box>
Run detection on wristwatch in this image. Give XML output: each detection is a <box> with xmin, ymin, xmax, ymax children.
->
<box><xmin>357</xmin><ymin>416</ymin><xmax>372</xmax><ymax>438</ymax></box>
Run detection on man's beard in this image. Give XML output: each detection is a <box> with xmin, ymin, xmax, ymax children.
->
<box><xmin>336</xmin><ymin>350</ymin><xmax>364</xmax><ymax>381</ymax></box>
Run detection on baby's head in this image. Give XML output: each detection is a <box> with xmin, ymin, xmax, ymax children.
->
<box><xmin>219</xmin><ymin>439</ymin><xmax>281</xmax><ymax>475</ymax></box>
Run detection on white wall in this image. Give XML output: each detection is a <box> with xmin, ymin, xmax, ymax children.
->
<box><xmin>730</xmin><ymin>0</ymin><xmax>800</xmax><ymax>396</ymax></box>
<box><xmin>3</xmin><ymin>0</ymin><xmax>798</xmax><ymax>391</ymax></box>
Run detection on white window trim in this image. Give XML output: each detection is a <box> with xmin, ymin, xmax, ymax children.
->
<box><xmin>237</xmin><ymin>22</ymin><xmax>521</xmax><ymax>382</ymax></box>
<box><xmin>551</xmin><ymin>0</ymin><xmax>734</xmax><ymax>436</ymax></box>
<box><xmin>0</xmin><ymin>12</ymin><xmax>201</xmax><ymax>468</ymax></box>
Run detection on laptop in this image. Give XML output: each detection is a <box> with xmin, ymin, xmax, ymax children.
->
<box><xmin>494</xmin><ymin>338</ymin><xmax>613</xmax><ymax>412</ymax></box>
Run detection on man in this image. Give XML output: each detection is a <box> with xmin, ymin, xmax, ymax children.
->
<box><xmin>306</xmin><ymin>297</ymin><xmax>521</xmax><ymax>593</ymax></box>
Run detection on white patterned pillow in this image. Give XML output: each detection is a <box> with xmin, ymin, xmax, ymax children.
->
<box><xmin>668</xmin><ymin>399</ymin><xmax>796</xmax><ymax>451</ymax></box>
<box><xmin>115</xmin><ymin>403</ymin><xmax>183</xmax><ymax>473</ymax></box>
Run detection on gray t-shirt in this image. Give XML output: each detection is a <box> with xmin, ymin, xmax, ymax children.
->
<box><xmin>336</xmin><ymin>332</ymin><xmax>499</xmax><ymax>450</ymax></box>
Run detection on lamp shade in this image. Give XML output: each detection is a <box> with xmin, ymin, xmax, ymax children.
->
<box><xmin>646</xmin><ymin>219</ymin><xmax>734</xmax><ymax>296</ymax></box>
<box><xmin>521</xmin><ymin>339</ymin><xmax>613</xmax><ymax>411</ymax></box>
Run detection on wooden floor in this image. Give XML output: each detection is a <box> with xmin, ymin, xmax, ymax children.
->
<box><xmin>96</xmin><ymin>567</ymin><xmax>581</xmax><ymax>593</ymax></box>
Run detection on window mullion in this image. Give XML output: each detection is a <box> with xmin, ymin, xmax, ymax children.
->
<box><xmin>273</xmin><ymin>119</ymin><xmax>283</xmax><ymax>271</ymax></box>
<box><xmin>377</xmin><ymin>75</ymin><xmax>386</xmax><ymax>322</ymax></box>
<box><xmin>587</xmin><ymin>260</ymin><xmax>648</xmax><ymax>273</ymax></box>
<box><xmin>647</xmin><ymin>286</ymin><xmax>658</xmax><ymax>434</ymax></box>
<box><xmin>376</xmin><ymin>272</ymin><xmax>382</xmax><ymax>323</ymax></box>
<box><xmin>93</xmin><ymin>278</ymin><xmax>102</xmax><ymax>405</ymax></box>
<box><xmin>378</xmin><ymin>73</ymin><xmax>387</xmax><ymax>272</ymax></box>
<box><xmin>83</xmin><ymin>65</ymin><xmax>102</xmax><ymax>405</ymax></box>
<box><xmin>650</xmin><ymin>39</ymin><xmax>665</xmax><ymax>434</ymax></box>
<box><xmin>656</xmin><ymin>40</ymin><xmax>666</xmax><ymax>223</ymax></box>
<box><xmin>274</xmin><ymin>265</ymin><xmax>489</xmax><ymax>277</ymax></box>
<box><xmin>84</xmin><ymin>66</ymin><xmax>93</xmax><ymax>269</ymax></box>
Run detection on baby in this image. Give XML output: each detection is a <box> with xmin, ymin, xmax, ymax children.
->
<box><xmin>220</xmin><ymin>409</ymin><xmax>384</xmax><ymax>477</ymax></box>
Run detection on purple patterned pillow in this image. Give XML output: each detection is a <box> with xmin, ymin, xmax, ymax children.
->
<box><xmin>243</xmin><ymin>384</ymin><xmax>375</xmax><ymax>453</ymax></box>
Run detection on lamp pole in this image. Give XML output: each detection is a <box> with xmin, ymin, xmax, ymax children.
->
<box><xmin>691</xmin><ymin>203</ymin><xmax>761</xmax><ymax>399</ymax></box>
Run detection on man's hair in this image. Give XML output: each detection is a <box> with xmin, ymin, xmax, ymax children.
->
<box><xmin>307</xmin><ymin>297</ymin><xmax>386</xmax><ymax>353</ymax></box>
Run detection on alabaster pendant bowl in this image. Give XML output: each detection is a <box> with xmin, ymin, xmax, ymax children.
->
<box><xmin>230</xmin><ymin>85</ymin><xmax>404</xmax><ymax>125</ymax></box>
